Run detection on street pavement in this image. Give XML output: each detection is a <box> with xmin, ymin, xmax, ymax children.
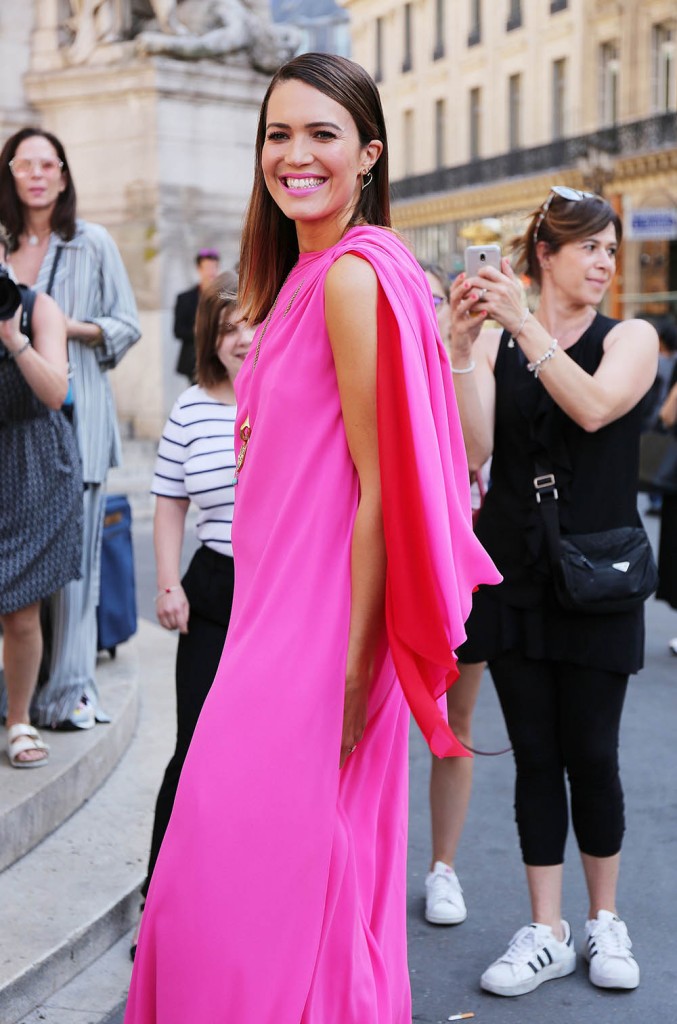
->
<box><xmin>110</xmin><ymin>509</ymin><xmax>676</xmax><ymax>1023</ymax></box>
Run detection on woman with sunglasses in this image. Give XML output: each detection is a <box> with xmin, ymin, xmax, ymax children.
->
<box><xmin>0</xmin><ymin>127</ymin><xmax>140</xmax><ymax>730</ymax></box>
<box><xmin>448</xmin><ymin>186</ymin><xmax>658</xmax><ymax>996</ymax></box>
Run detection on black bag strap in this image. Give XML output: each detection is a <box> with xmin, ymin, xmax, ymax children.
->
<box><xmin>45</xmin><ymin>244</ymin><xmax>63</xmax><ymax>296</ymax></box>
<box><xmin>533</xmin><ymin>465</ymin><xmax>564</xmax><ymax>567</ymax></box>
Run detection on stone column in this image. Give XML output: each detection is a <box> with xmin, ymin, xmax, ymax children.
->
<box><xmin>23</xmin><ymin>40</ymin><xmax>268</xmax><ymax>437</ymax></box>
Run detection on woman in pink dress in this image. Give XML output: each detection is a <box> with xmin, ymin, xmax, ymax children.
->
<box><xmin>125</xmin><ymin>53</ymin><xmax>500</xmax><ymax>1024</ymax></box>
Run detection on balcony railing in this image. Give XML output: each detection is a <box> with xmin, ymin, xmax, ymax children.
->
<box><xmin>390</xmin><ymin>113</ymin><xmax>677</xmax><ymax>202</ymax></box>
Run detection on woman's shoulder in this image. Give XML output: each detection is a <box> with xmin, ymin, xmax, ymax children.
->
<box><xmin>69</xmin><ymin>220</ymin><xmax>118</xmax><ymax>254</ymax></box>
<box><xmin>175</xmin><ymin>384</ymin><xmax>236</xmax><ymax>418</ymax></box>
<box><xmin>337</xmin><ymin>225</ymin><xmax>415</xmax><ymax>264</ymax></box>
<box><xmin>328</xmin><ymin>225</ymin><xmax>425</xmax><ymax>293</ymax></box>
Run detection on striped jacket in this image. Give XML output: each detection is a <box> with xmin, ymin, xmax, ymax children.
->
<box><xmin>34</xmin><ymin>220</ymin><xmax>141</xmax><ymax>482</ymax></box>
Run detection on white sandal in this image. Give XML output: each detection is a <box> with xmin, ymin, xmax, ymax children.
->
<box><xmin>7</xmin><ymin>723</ymin><xmax>50</xmax><ymax>768</ymax></box>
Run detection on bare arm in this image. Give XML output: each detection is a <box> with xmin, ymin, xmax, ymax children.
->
<box><xmin>0</xmin><ymin>293</ymin><xmax>68</xmax><ymax>409</ymax></box>
<box><xmin>66</xmin><ymin>316</ymin><xmax>104</xmax><ymax>347</ymax></box>
<box><xmin>153</xmin><ymin>495</ymin><xmax>190</xmax><ymax>633</ymax></box>
<box><xmin>325</xmin><ymin>254</ymin><xmax>386</xmax><ymax>769</ymax></box>
<box><xmin>472</xmin><ymin>261</ymin><xmax>659</xmax><ymax>432</ymax></box>
<box><xmin>447</xmin><ymin>271</ymin><xmax>498</xmax><ymax>469</ymax></box>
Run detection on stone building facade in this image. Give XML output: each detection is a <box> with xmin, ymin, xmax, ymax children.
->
<box><xmin>345</xmin><ymin>0</ymin><xmax>677</xmax><ymax>317</ymax></box>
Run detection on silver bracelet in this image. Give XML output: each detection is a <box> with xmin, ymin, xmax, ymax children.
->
<box><xmin>450</xmin><ymin>360</ymin><xmax>476</xmax><ymax>375</ymax></box>
<box><xmin>511</xmin><ymin>309</ymin><xmax>529</xmax><ymax>341</ymax></box>
<box><xmin>11</xmin><ymin>336</ymin><xmax>31</xmax><ymax>359</ymax></box>
<box><xmin>526</xmin><ymin>338</ymin><xmax>558</xmax><ymax>379</ymax></box>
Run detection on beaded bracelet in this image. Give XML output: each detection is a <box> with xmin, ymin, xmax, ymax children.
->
<box><xmin>155</xmin><ymin>585</ymin><xmax>180</xmax><ymax>602</ymax></box>
<box><xmin>450</xmin><ymin>360</ymin><xmax>476</xmax><ymax>375</ymax></box>
<box><xmin>526</xmin><ymin>338</ymin><xmax>558</xmax><ymax>379</ymax></box>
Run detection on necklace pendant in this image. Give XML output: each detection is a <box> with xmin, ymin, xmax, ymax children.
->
<box><xmin>233</xmin><ymin>417</ymin><xmax>251</xmax><ymax>484</ymax></box>
<box><xmin>28</xmin><ymin>234</ymin><xmax>39</xmax><ymax>247</ymax></box>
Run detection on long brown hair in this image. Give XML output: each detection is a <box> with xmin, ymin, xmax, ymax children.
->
<box><xmin>239</xmin><ymin>53</ymin><xmax>391</xmax><ymax>324</ymax></box>
<box><xmin>513</xmin><ymin>190</ymin><xmax>622</xmax><ymax>289</ymax></box>
<box><xmin>0</xmin><ymin>128</ymin><xmax>77</xmax><ymax>250</ymax></box>
<box><xmin>194</xmin><ymin>270</ymin><xmax>239</xmax><ymax>389</ymax></box>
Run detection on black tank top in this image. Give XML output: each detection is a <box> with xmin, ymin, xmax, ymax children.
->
<box><xmin>476</xmin><ymin>313</ymin><xmax>644</xmax><ymax>607</ymax></box>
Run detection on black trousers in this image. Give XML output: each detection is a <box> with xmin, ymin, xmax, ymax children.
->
<box><xmin>489</xmin><ymin>649</ymin><xmax>628</xmax><ymax>866</ymax></box>
<box><xmin>141</xmin><ymin>544</ymin><xmax>235</xmax><ymax>897</ymax></box>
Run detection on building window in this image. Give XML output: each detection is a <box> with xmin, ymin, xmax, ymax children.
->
<box><xmin>434</xmin><ymin>98</ymin><xmax>446</xmax><ymax>169</ymax></box>
<box><xmin>433</xmin><ymin>0</ymin><xmax>445</xmax><ymax>60</ymax></box>
<box><xmin>469</xmin><ymin>87</ymin><xmax>481</xmax><ymax>159</ymax></box>
<box><xmin>652</xmin><ymin>22</ymin><xmax>676</xmax><ymax>112</ymax></box>
<box><xmin>375</xmin><ymin>16</ymin><xmax>384</xmax><ymax>82</ymax></box>
<box><xmin>552</xmin><ymin>58</ymin><xmax>566</xmax><ymax>140</ymax></box>
<box><xmin>402</xmin><ymin>3</ymin><xmax>413</xmax><ymax>73</ymax></box>
<box><xmin>599</xmin><ymin>41</ymin><xmax>619</xmax><ymax>126</ymax></box>
<box><xmin>468</xmin><ymin>0</ymin><xmax>481</xmax><ymax>47</ymax></box>
<box><xmin>550</xmin><ymin>0</ymin><xmax>567</xmax><ymax>12</ymax></box>
<box><xmin>403</xmin><ymin>109</ymin><xmax>414</xmax><ymax>176</ymax></box>
<box><xmin>508</xmin><ymin>73</ymin><xmax>522</xmax><ymax>149</ymax></box>
<box><xmin>507</xmin><ymin>0</ymin><xmax>522</xmax><ymax>31</ymax></box>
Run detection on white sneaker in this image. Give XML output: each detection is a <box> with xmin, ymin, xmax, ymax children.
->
<box><xmin>480</xmin><ymin>920</ymin><xmax>576</xmax><ymax>997</ymax></box>
<box><xmin>584</xmin><ymin>910</ymin><xmax>639</xmax><ymax>989</ymax></box>
<box><xmin>668</xmin><ymin>638</ymin><xmax>677</xmax><ymax>656</ymax></box>
<box><xmin>424</xmin><ymin>861</ymin><xmax>467</xmax><ymax>925</ymax></box>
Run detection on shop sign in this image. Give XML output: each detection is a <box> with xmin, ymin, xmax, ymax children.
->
<box><xmin>627</xmin><ymin>208</ymin><xmax>677</xmax><ymax>240</ymax></box>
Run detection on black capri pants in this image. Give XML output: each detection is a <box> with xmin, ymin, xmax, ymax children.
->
<box><xmin>489</xmin><ymin>648</ymin><xmax>628</xmax><ymax>866</ymax></box>
<box><xmin>141</xmin><ymin>543</ymin><xmax>235</xmax><ymax>897</ymax></box>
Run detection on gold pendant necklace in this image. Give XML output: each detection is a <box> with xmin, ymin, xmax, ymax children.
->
<box><xmin>233</xmin><ymin>271</ymin><xmax>304</xmax><ymax>483</ymax></box>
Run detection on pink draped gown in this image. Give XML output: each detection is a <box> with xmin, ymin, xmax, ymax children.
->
<box><xmin>124</xmin><ymin>226</ymin><xmax>500</xmax><ymax>1024</ymax></box>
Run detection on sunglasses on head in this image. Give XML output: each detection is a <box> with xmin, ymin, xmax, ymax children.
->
<box><xmin>533</xmin><ymin>186</ymin><xmax>597</xmax><ymax>246</ymax></box>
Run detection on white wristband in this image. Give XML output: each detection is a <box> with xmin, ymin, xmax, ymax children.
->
<box><xmin>451</xmin><ymin>360</ymin><xmax>476</xmax><ymax>375</ymax></box>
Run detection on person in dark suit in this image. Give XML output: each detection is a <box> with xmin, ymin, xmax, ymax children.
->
<box><xmin>174</xmin><ymin>248</ymin><xmax>220</xmax><ymax>381</ymax></box>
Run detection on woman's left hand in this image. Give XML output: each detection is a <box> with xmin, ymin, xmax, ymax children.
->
<box><xmin>0</xmin><ymin>307</ymin><xmax>25</xmax><ymax>354</ymax></box>
<box><xmin>467</xmin><ymin>258</ymin><xmax>527</xmax><ymax>336</ymax></box>
<box><xmin>340</xmin><ymin>675</ymin><xmax>368</xmax><ymax>768</ymax></box>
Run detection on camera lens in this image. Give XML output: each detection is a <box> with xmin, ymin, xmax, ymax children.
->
<box><xmin>0</xmin><ymin>270</ymin><xmax>22</xmax><ymax>321</ymax></box>
<box><xmin>480</xmin><ymin>252</ymin><xmax>486</xmax><ymax>262</ymax></box>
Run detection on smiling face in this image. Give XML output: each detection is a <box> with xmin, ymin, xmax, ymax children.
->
<box><xmin>541</xmin><ymin>222</ymin><xmax>618</xmax><ymax>306</ymax></box>
<box><xmin>216</xmin><ymin>308</ymin><xmax>254</xmax><ymax>380</ymax></box>
<box><xmin>10</xmin><ymin>135</ymin><xmax>67</xmax><ymax>215</ymax></box>
<box><xmin>261</xmin><ymin>79</ymin><xmax>382</xmax><ymax>251</ymax></box>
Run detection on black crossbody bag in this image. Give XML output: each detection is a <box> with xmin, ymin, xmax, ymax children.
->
<box><xmin>533</xmin><ymin>471</ymin><xmax>658</xmax><ymax>614</ymax></box>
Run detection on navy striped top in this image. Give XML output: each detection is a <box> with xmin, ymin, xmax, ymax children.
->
<box><xmin>152</xmin><ymin>385</ymin><xmax>236</xmax><ymax>557</ymax></box>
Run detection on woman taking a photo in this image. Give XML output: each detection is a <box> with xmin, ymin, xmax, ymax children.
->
<box><xmin>449</xmin><ymin>187</ymin><xmax>657</xmax><ymax>996</ymax></box>
<box><xmin>125</xmin><ymin>53</ymin><xmax>498</xmax><ymax>1023</ymax></box>
<box><xmin>0</xmin><ymin>224</ymin><xmax>82</xmax><ymax>767</ymax></box>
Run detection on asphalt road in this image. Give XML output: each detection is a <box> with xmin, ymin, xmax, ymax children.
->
<box><xmin>118</xmin><ymin>509</ymin><xmax>676</xmax><ymax>1024</ymax></box>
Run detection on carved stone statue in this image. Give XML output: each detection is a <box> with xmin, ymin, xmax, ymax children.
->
<box><xmin>65</xmin><ymin>0</ymin><xmax>300</xmax><ymax>72</ymax></box>
<box><xmin>136</xmin><ymin>0</ymin><xmax>301</xmax><ymax>74</ymax></box>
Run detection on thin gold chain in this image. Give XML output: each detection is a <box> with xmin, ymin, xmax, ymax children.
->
<box><xmin>233</xmin><ymin>268</ymin><xmax>303</xmax><ymax>482</ymax></box>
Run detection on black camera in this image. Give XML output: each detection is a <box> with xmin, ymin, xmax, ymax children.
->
<box><xmin>0</xmin><ymin>264</ymin><xmax>22</xmax><ymax>321</ymax></box>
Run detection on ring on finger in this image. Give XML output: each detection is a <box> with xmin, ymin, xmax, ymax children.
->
<box><xmin>478</xmin><ymin>288</ymin><xmax>487</xmax><ymax>301</ymax></box>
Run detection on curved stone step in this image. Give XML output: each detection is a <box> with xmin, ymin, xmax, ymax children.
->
<box><xmin>0</xmin><ymin>645</ymin><xmax>139</xmax><ymax>874</ymax></box>
<box><xmin>0</xmin><ymin>620</ymin><xmax>176</xmax><ymax>1024</ymax></box>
